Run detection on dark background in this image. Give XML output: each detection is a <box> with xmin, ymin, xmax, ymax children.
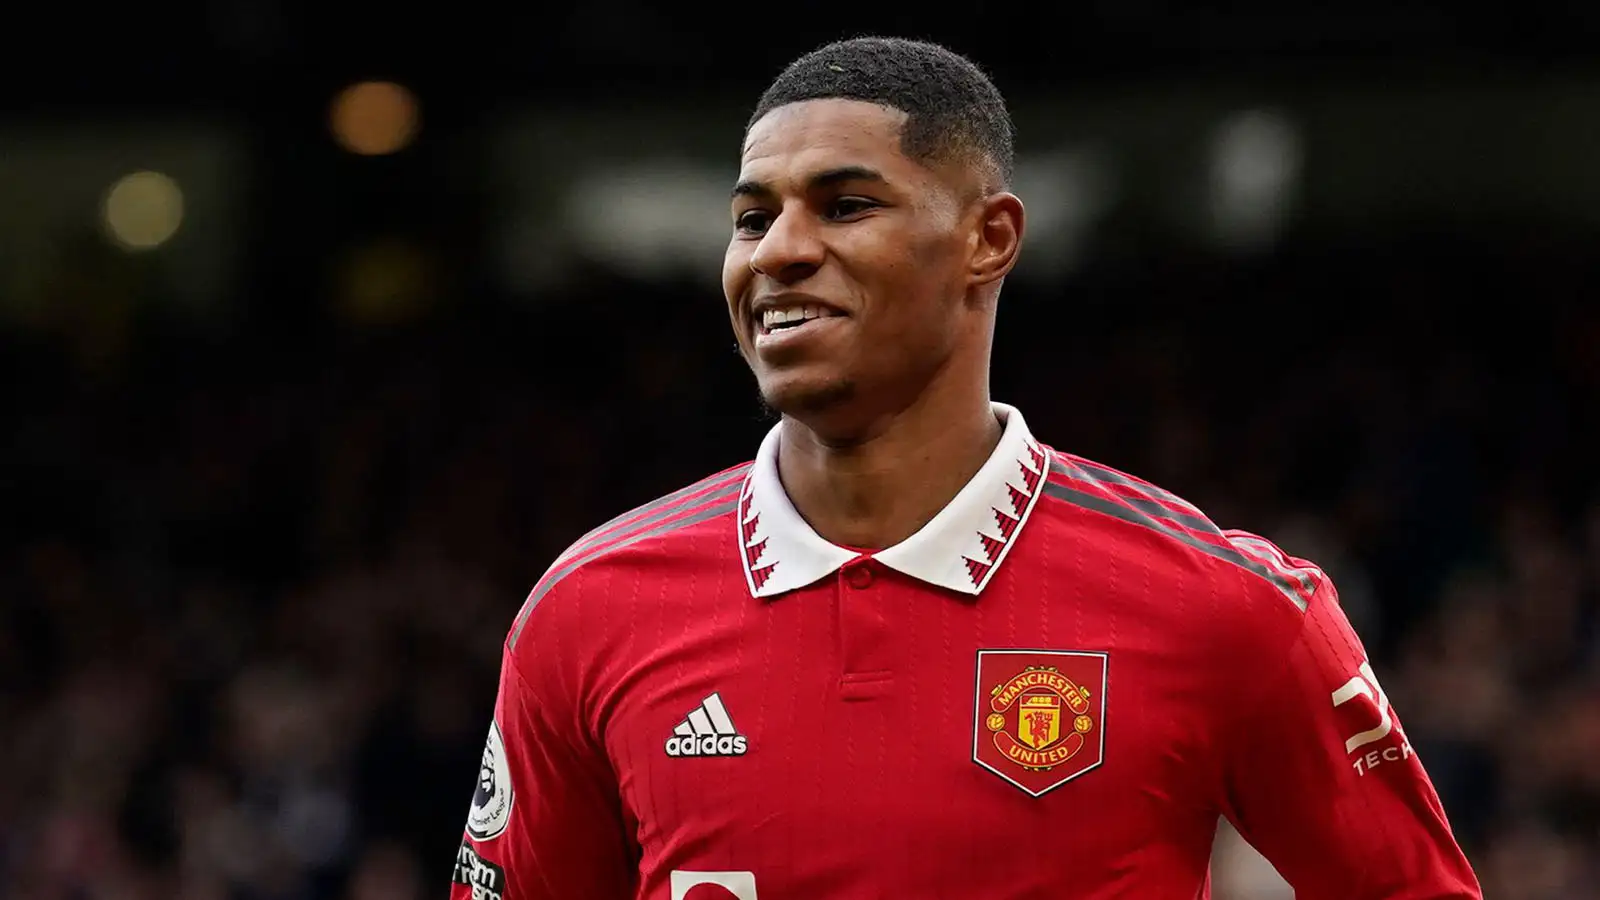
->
<box><xmin>3</xmin><ymin>7</ymin><xmax>1599</xmax><ymax>898</ymax></box>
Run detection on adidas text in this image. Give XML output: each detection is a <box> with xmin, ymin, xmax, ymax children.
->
<box><xmin>665</xmin><ymin>734</ymin><xmax>748</xmax><ymax>757</ymax></box>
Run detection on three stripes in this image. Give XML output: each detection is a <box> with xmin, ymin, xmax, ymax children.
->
<box><xmin>508</xmin><ymin>445</ymin><xmax>1325</xmax><ymax>651</ymax></box>
<box><xmin>509</xmin><ymin>464</ymin><xmax>750</xmax><ymax>648</ymax></box>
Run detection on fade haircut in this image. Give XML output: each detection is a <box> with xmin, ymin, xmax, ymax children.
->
<box><xmin>748</xmin><ymin>37</ymin><xmax>1015</xmax><ymax>188</ymax></box>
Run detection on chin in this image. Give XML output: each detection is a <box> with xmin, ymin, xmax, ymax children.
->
<box><xmin>758</xmin><ymin>372</ymin><xmax>858</xmax><ymax>421</ymax></box>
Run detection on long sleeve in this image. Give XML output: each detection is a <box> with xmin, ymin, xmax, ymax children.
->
<box><xmin>1219</xmin><ymin>579</ymin><xmax>1482</xmax><ymax>899</ymax></box>
<box><xmin>449</xmin><ymin>602</ymin><xmax>636</xmax><ymax>900</ymax></box>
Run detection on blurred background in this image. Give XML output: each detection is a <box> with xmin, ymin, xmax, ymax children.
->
<box><xmin>3</xmin><ymin>5</ymin><xmax>1599</xmax><ymax>898</ymax></box>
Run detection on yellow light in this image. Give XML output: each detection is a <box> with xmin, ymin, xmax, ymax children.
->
<box><xmin>330</xmin><ymin>81</ymin><xmax>420</xmax><ymax>156</ymax></box>
<box><xmin>102</xmin><ymin>170</ymin><xmax>184</xmax><ymax>251</ymax></box>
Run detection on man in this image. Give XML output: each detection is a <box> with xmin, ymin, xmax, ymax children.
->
<box><xmin>450</xmin><ymin>37</ymin><xmax>1482</xmax><ymax>899</ymax></box>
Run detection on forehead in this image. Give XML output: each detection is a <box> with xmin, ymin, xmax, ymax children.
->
<box><xmin>739</xmin><ymin>99</ymin><xmax>916</xmax><ymax>182</ymax></box>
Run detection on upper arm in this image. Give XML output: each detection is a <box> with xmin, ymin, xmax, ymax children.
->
<box><xmin>450</xmin><ymin>591</ymin><xmax>636</xmax><ymax>900</ymax></box>
<box><xmin>1218</xmin><ymin>578</ymin><xmax>1482</xmax><ymax>899</ymax></box>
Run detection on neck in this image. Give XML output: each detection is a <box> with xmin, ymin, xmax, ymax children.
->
<box><xmin>776</xmin><ymin>365</ymin><xmax>1002</xmax><ymax>550</ymax></box>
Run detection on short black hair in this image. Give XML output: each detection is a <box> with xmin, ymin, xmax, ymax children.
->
<box><xmin>748</xmin><ymin>37</ymin><xmax>1015</xmax><ymax>187</ymax></box>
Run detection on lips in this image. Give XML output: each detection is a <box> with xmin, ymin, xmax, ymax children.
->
<box><xmin>749</xmin><ymin>294</ymin><xmax>847</xmax><ymax>336</ymax></box>
<box><xmin>759</xmin><ymin>304</ymin><xmax>844</xmax><ymax>334</ymax></box>
<box><xmin>753</xmin><ymin>313</ymin><xmax>846</xmax><ymax>351</ymax></box>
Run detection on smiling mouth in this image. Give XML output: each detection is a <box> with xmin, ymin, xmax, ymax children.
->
<box><xmin>756</xmin><ymin>304</ymin><xmax>844</xmax><ymax>335</ymax></box>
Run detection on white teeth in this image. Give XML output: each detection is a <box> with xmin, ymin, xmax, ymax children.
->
<box><xmin>761</xmin><ymin>305</ymin><xmax>831</xmax><ymax>330</ymax></box>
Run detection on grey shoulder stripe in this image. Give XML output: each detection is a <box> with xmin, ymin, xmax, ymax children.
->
<box><xmin>1051</xmin><ymin>459</ymin><xmax>1217</xmax><ymax>535</ymax></box>
<box><xmin>1049</xmin><ymin>459</ymin><xmax>1217</xmax><ymax>535</ymax></box>
<box><xmin>1040</xmin><ymin>480</ymin><xmax>1310</xmax><ymax>612</ymax></box>
<box><xmin>561</xmin><ymin>471</ymin><xmax>749</xmax><ymax>565</ymax></box>
<box><xmin>1059</xmin><ymin>457</ymin><xmax>1205</xmax><ymax>516</ymax></box>
<box><xmin>1226</xmin><ymin>532</ymin><xmax>1320</xmax><ymax>598</ymax></box>
<box><xmin>569</xmin><ymin>465</ymin><xmax>752</xmax><ymax>555</ymax></box>
<box><xmin>508</xmin><ymin>492</ymin><xmax>741</xmax><ymax>649</ymax></box>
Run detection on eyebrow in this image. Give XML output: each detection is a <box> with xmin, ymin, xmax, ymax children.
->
<box><xmin>731</xmin><ymin>165</ymin><xmax>889</xmax><ymax>200</ymax></box>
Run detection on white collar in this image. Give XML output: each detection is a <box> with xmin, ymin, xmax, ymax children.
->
<box><xmin>736</xmin><ymin>403</ymin><xmax>1049</xmax><ymax>599</ymax></box>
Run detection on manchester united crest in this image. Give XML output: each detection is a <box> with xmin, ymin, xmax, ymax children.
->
<box><xmin>973</xmin><ymin>649</ymin><xmax>1108</xmax><ymax>796</ymax></box>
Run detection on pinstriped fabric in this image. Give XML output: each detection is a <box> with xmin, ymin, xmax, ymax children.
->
<box><xmin>1064</xmin><ymin>455</ymin><xmax>1207</xmax><ymax>518</ymax></box>
<box><xmin>463</xmin><ymin>421</ymin><xmax>1475</xmax><ymax>898</ymax></box>
<box><xmin>507</xmin><ymin>468</ymin><xmax>750</xmax><ymax>649</ymax></box>
<box><xmin>1223</xmin><ymin>530</ymin><xmax>1322</xmax><ymax>601</ymax></box>
<box><xmin>1043</xmin><ymin>452</ymin><xmax>1321</xmax><ymax>611</ymax></box>
<box><xmin>555</xmin><ymin>464</ymin><xmax>752</xmax><ymax>571</ymax></box>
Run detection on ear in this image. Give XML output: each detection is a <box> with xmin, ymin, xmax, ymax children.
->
<box><xmin>968</xmin><ymin>191</ymin><xmax>1025</xmax><ymax>288</ymax></box>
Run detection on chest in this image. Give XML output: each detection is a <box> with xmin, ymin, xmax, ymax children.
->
<box><xmin>593</xmin><ymin>561</ymin><xmax>1231</xmax><ymax>897</ymax></box>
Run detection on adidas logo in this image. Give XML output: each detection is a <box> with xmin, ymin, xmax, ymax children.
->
<box><xmin>664</xmin><ymin>692</ymin><xmax>749</xmax><ymax>758</ymax></box>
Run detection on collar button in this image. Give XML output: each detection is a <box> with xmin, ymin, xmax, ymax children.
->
<box><xmin>845</xmin><ymin>564</ymin><xmax>875</xmax><ymax>590</ymax></box>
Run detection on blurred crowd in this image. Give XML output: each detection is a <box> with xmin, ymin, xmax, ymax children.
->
<box><xmin>2</xmin><ymin>226</ymin><xmax>1598</xmax><ymax>899</ymax></box>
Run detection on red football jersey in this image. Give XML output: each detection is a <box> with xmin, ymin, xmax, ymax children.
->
<box><xmin>450</xmin><ymin>404</ymin><xmax>1481</xmax><ymax>900</ymax></box>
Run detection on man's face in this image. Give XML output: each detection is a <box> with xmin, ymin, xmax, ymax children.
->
<box><xmin>723</xmin><ymin>99</ymin><xmax>978</xmax><ymax>424</ymax></box>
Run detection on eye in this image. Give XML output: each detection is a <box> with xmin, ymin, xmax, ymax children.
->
<box><xmin>735</xmin><ymin>209</ymin><xmax>772</xmax><ymax>235</ymax></box>
<box><xmin>826</xmin><ymin>197</ymin><xmax>878</xmax><ymax>220</ymax></box>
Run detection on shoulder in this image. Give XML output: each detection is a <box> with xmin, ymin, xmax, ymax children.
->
<box><xmin>505</xmin><ymin>460</ymin><xmax>751</xmax><ymax>651</ymax></box>
<box><xmin>1037</xmin><ymin>446</ymin><xmax>1326</xmax><ymax>623</ymax></box>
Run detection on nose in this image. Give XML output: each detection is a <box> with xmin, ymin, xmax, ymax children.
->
<box><xmin>748</xmin><ymin>207</ymin><xmax>823</xmax><ymax>284</ymax></box>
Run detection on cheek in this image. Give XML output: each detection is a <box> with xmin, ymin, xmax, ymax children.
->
<box><xmin>886</xmin><ymin>232</ymin><xmax>971</xmax><ymax>344</ymax></box>
<box><xmin>908</xmin><ymin>226</ymin><xmax>969</xmax><ymax>274</ymax></box>
<box><xmin>860</xmin><ymin>225</ymin><xmax>955</xmax><ymax>285</ymax></box>
<box><xmin>721</xmin><ymin>246</ymin><xmax>750</xmax><ymax>308</ymax></box>
<box><xmin>878</xmin><ymin>231</ymin><xmax>966</xmax><ymax>310</ymax></box>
